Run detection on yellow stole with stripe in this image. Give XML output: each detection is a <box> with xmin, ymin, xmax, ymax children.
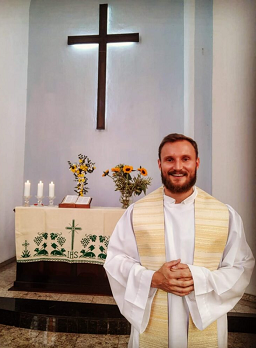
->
<box><xmin>133</xmin><ymin>186</ymin><xmax>229</xmax><ymax>348</ymax></box>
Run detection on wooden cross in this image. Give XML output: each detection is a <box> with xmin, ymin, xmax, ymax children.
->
<box><xmin>66</xmin><ymin>219</ymin><xmax>82</xmax><ymax>251</ymax></box>
<box><xmin>68</xmin><ymin>3</ymin><xmax>139</xmax><ymax>130</ymax></box>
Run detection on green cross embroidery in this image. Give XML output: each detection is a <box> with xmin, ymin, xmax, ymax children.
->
<box><xmin>21</xmin><ymin>239</ymin><xmax>31</xmax><ymax>258</ymax></box>
<box><xmin>65</xmin><ymin>219</ymin><xmax>82</xmax><ymax>251</ymax></box>
<box><xmin>22</xmin><ymin>240</ymin><xmax>29</xmax><ymax>251</ymax></box>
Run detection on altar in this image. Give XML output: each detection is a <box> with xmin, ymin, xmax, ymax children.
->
<box><xmin>13</xmin><ymin>206</ymin><xmax>124</xmax><ymax>294</ymax></box>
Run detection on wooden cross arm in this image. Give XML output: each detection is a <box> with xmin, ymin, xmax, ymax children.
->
<box><xmin>68</xmin><ymin>35</ymin><xmax>101</xmax><ymax>45</ymax></box>
<box><xmin>107</xmin><ymin>33</ymin><xmax>139</xmax><ymax>43</ymax></box>
<box><xmin>68</xmin><ymin>33</ymin><xmax>139</xmax><ymax>45</ymax></box>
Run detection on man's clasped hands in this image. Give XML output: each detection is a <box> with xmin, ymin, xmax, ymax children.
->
<box><xmin>151</xmin><ymin>259</ymin><xmax>194</xmax><ymax>297</ymax></box>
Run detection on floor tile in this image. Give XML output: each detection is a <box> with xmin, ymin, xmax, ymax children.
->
<box><xmin>118</xmin><ymin>335</ymin><xmax>130</xmax><ymax>347</ymax></box>
<box><xmin>35</xmin><ymin>330</ymin><xmax>78</xmax><ymax>348</ymax></box>
<box><xmin>92</xmin><ymin>296</ymin><xmax>116</xmax><ymax>305</ymax></box>
<box><xmin>58</xmin><ymin>294</ymin><xmax>93</xmax><ymax>303</ymax></box>
<box><xmin>228</xmin><ymin>332</ymin><xmax>256</xmax><ymax>348</ymax></box>
<box><xmin>233</xmin><ymin>302</ymin><xmax>256</xmax><ymax>314</ymax></box>
<box><xmin>0</xmin><ymin>324</ymin><xmax>41</xmax><ymax>348</ymax></box>
<box><xmin>18</xmin><ymin>292</ymin><xmax>62</xmax><ymax>301</ymax></box>
<box><xmin>75</xmin><ymin>334</ymin><xmax>119</xmax><ymax>347</ymax></box>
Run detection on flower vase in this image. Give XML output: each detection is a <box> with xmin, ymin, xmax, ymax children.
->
<box><xmin>119</xmin><ymin>192</ymin><xmax>132</xmax><ymax>209</ymax></box>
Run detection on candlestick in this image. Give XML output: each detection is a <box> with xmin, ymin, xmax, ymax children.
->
<box><xmin>49</xmin><ymin>181</ymin><xmax>55</xmax><ymax>197</ymax></box>
<box><xmin>24</xmin><ymin>180</ymin><xmax>31</xmax><ymax>197</ymax></box>
<box><xmin>48</xmin><ymin>196</ymin><xmax>56</xmax><ymax>207</ymax></box>
<box><xmin>23</xmin><ymin>195</ymin><xmax>31</xmax><ymax>207</ymax></box>
<box><xmin>37</xmin><ymin>181</ymin><xmax>43</xmax><ymax>198</ymax></box>
<box><xmin>36</xmin><ymin>195</ymin><xmax>44</xmax><ymax>206</ymax></box>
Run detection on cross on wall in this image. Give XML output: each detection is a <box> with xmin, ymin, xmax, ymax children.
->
<box><xmin>68</xmin><ymin>3</ymin><xmax>140</xmax><ymax>130</ymax></box>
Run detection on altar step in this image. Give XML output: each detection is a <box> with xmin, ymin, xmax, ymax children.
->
<box><xmin>228</xmin><ymin>312</ymin><xmax>256</xmax><ymax>334</ymax></box>
<box><xmin>0</xmin><ymin>297</ymin><xmax>130</xmax><ymax>335</ymax></box>
<box><xmin>0</xmin><ymin>296</ymin><xmax>255</xmax><ymax>335</ymax></box>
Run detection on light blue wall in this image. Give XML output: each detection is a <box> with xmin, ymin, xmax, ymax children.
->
<box><xmin>194</xmin><ymin>0</ymin><xmax>213</xmax><ymax>194</ymax></box>
<box><xmin>24</xmin><ymin>0</ymin><xmax>185</xmax><ymax>206</ymax></box>
<box><xmin>0</xmin><ymin>0</ymin><xmax>30</xmax><ymax>263</ymax></box>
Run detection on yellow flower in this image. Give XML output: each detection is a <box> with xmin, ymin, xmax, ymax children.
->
<box><xmin>112</xmin><ymin>167</ymin><xmax>120</xmax><ymax>172</ymax></box>
<box><xmin>76</xmin><ymin>170</ymin><xmax>80</xmax><ymax>175</ymax></box>
<box><xmin>102</xmin><ymin>170</ymin><xmax>109</xmax><ymax>177</ymax></box>
<box><xmin>79</xmin><ymin>159</ymin><xmax>83</xmax><ymax>163</ymax></box>
<box><xmin>80</xmin><ymin>165</ymin><xmax>88</xmax><ymax>171</ymax></box>
<box><xmin>123</xmin><ymin>165</ymin><xmax>133</xmax><ymax>173</ymax></box>
<box><xmin>70</xmin><ymin>165</ymin><xmax>77</xmax><ymax>173</ymax></box>
<box><xmin>140</xmin><ymin>167</ymin><xmax>148</xmax><ymax>176</ymax></box>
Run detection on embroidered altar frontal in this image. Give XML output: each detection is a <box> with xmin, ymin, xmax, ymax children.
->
<box><xmin>15</xmin><ymin>207</ymin><xmax>124</xmax><ymax>264</ymax></box>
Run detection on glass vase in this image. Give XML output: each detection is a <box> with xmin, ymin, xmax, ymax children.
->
<box><xmin>119</xmin><ymin>192</ymin><xmax>133</xmax><ymax>209</ymax></box>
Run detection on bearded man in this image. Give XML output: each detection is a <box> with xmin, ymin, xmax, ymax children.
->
<box><xmin>104</xmin><ymin>133</ymin><xmax>254</xmax><ymax>348</ymax></box>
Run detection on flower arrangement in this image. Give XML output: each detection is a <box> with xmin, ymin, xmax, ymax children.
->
<box><xmin>102</xmin><ymin>164</ymin><xmax>152</xmax><ymax>208</ymax></box>
<box><xmin>68</xmin><ymin>154</ymin><xmax>95</xmax><ymax>196</ymax></box>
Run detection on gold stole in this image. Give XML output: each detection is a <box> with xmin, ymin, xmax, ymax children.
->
<box><xmin>133</xmin><ymin>186</ymin><xmax>229</xmax><ymax>348</ymax></box>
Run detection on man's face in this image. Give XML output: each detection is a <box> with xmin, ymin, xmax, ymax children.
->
<box><xmin>158</xmin><ymin>140</ymin><xmax>200</xmax><ymax>195</ymax></box>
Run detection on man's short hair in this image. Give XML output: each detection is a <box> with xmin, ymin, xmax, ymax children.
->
<box><xmin>158</xmin><ymin>133</ymin><xmax>198</xmax><ymax>160</ymax></box>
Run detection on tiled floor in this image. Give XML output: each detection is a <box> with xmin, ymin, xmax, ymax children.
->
<box><xmin>0</xmin><ymin>262</ymin><xmax>255</xmax><ymax>347</ymax></box>
<box><xmin>0</xmin><ymin>324</ymin><xmax>129</xmax><ymax>348</ymax></box>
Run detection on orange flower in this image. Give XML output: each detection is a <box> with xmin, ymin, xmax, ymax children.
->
<box><xmin>140</xmin><ymin>167</ymin><xmax>148</xmax><ymax>176</ymax></box>
<box><xmin>123</xmin><ymin>165</ymin><xmax>133</xmax><ymax>173</ymax></box>
<box><xmin>102</xmin><ymin>170</ymin><xmax>109</xmax><ymax>177</ymax></box>
<box><xmin>112</xmin><ymin>167</ymin><xmax>121</xmax><ymax>172</ymax></box>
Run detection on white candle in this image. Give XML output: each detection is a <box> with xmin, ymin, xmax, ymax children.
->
<box><xmin>49</xmin><ymin>181</ymin><xmax>55</xmax><ymax>197</ymax></box>
<box><xmin>37</xmin><ymin>181</ymin><xmax>43</xmax><ymax>198</ymax></box>
<box><xmin>24</xmin><ymin>180</ymin><xmax>31</xmax><ymax>197</ymax></box>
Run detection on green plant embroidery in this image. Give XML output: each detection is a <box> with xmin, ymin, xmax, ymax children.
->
<box><xmin>80</xmin><ymin>245</ymin><xmax>96</xmax><ymax>258</ymax></box>
<box><xmin>98</xmin><ymin>235</ymin><xmax>110</xmax><ymax>259</ymax></box>
<box><xmin>34</xmin><ymin>233</ymin><xmax>48</xmax><ymax>246</ymax></box>
<box><xmin>34</xmin><ymin>242</ymin><xmax>48</xmax><ymax>256</ymax></box>
<box><xmin>50</xmin><ymin>233</ymin><xmax>66</xmax><ymax>256</ymax></box>
<box><xmin>98</xmin><ymin>245</ymin><xmax>106</xmax><ymax>259</ymax></box>
<box><xmin>50</xmin><ymin>232</ymin><xmax>66</xmax><ymax>246</ymax></box>
<box><xmin>33</xmin><ymin>233</ymin><xmax>48</xmax><ymax>256</ymax></box>
<box><xmin>51</xmin><ymin>243</ymin><xmax>66</xmax><ymax>256</ymax></box>
<box><xmin>80</xmin><ymin>234</ymin><xmax>97</xmax><ymax>258</ymax></box>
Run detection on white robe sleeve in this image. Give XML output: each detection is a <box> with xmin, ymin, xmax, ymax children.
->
<box><xmin>104</xmin><ymin>205</ymin><xmax>156</xmax><ymax>332</ymax></box>
<box><xmin>186</xmin><ymin>205</ymin><xmax>255</xmax><ymax>330</ymax></box>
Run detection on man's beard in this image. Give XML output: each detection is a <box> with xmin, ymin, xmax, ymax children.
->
<box><xmin>161</xmin><ymin>168</ymin><xmax>197</xmax><ymax>194</ymax></box>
